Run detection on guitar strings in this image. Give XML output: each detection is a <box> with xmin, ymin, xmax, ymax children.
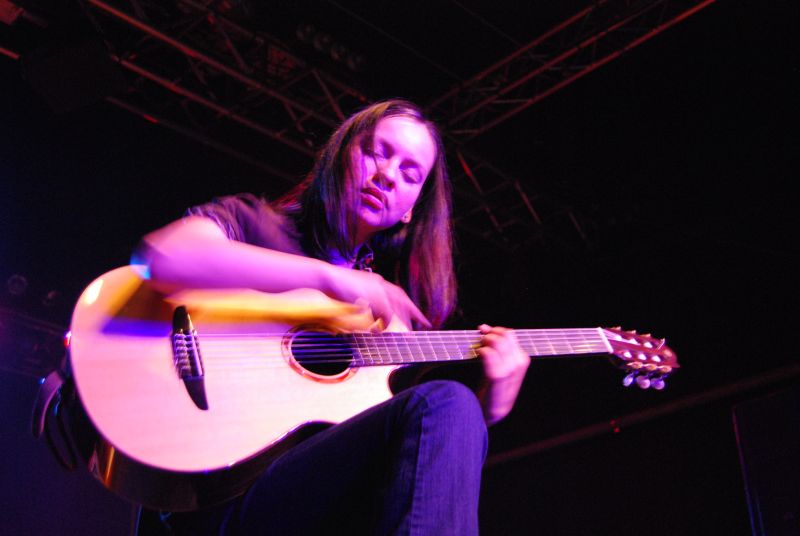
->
<box><xmin>195</xmin><ymin>328</ymin><xmax>605</xmax><ymax>338</ymax></box>
<box><xmin>160</xmin><ymin>328</ymin><xmax>613</xmax><ymax>371</ymax></box>
<box><xmin>190</xmin><ymin>336</ymin><xmax>610</xmax><ymax>371</ymax></box>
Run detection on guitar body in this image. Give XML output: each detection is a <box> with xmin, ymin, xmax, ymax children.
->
<box><xmin>69</xmin><ymin>266</ymin><xmax>400</xmax><ymax>510</ymax></box>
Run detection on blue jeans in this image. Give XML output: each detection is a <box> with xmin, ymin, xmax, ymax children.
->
<box><xmin>158</xmin><ymin>380</ymin><xmax>488</xmax><ymax>535</ymax></box>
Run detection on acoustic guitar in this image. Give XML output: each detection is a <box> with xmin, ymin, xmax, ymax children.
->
<box><xmin>67</xmin><ymin>265</ymin><xmax>678</xmax><ymax>510</ymax></box>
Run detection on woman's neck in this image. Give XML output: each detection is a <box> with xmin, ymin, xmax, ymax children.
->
<box><xmin>326</xmin><ymin>247</ymin><xmax>356</xmax><ymax>268</ymax></box>
<box><xmin>327</xmin><ymin>240</ymin><xmax>374</xmax><ymax>270</ymax></box>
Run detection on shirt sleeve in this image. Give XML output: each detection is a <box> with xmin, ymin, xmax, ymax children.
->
<box><xmin>186</xmin><ymin>193</ymin><xmax>304</xmax><ymax>256</ymax></box>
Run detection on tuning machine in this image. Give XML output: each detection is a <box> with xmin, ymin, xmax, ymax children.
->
<box><xmin>623</xmin><ymin>370</ymin><xmax>667</xmax><ymax>390</ymax></box>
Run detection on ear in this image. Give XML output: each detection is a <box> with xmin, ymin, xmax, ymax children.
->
<box><xmin>401</xmin><ymin>210</ymin><xmax>412</xmax><ymax>223</ymax></box>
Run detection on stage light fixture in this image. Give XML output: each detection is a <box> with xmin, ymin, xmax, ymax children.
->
<box><xmin>0</xmin><ymin>0</ymin><xmax>23</xmax><ymax>25</ymax></box>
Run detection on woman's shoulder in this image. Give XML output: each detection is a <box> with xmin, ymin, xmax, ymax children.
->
<box><xmin>187</xmin><ymin>193</ymin><xmax>304</xmax><ymax>255</ymax></box>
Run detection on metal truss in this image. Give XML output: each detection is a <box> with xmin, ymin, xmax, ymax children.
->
<box><xmin>428</xmin><ymin>0</ymin><xmax>716</xmax><ymax>250</ymax></box>
<box><xmin>79</xmin><ymin>0</ymin><xmax>573</xmax><ymax>248</ymax></box>
<box><xmin>2</xmin><ymin>0</ymin><xmax>715</xmax><ymax>250</ymax></box>
<box><xmin>428</xmin><ymin>0</ymin><xmax>717</xmax><ymax>140</ymax></box>
<box><xmin>446</xmin><ymin>145</ymin><xmax>592</xmax><ymax>251</ymax></box>
<box><xmin>80</xmin><ymin>0</ymin><xmax>369</xmax><ymax>181</ymax></box>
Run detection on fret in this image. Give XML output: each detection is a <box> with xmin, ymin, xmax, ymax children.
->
<box><xmin>411</xmin><ymin>331</ymin><xmax>429</xmax><ymax>362</ymax></box>
<box><xmin>453</xmin><ymin>330</ymin><xmax>473</xmax><ymax>361</ymax></box>
<box><xmin>414</xmin><ymin>332</ymin><xmax>431</xmax><ymax>362</ymax></box>
<box><xmin>444</xmin><ymin>332</ymin><xmax>458</xmax><ymax>360</ymax></box>
<box><xmin>376</xmin><ymin>331</ymin><xmax>391</xmax><ymax>364</ymax></box>
<box><xmin>431</xmin><ymin>332</ymin><xmax>445</xmax><ymax>361</ymax></box>
<box><xmin>387</xmin><ymin>332</ymin><xmax>404</xmax><ymax>364</ymax></box>
<box><xmin>353</xmin><ymin>333</ymin><xmax>366</xmax><ymax>366</ymax></box>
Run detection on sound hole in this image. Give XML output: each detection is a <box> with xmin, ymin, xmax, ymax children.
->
<box><xmin>290</xmin><ymin>331</ymin><xmax>353</xmax><ymax>376</ymax></box>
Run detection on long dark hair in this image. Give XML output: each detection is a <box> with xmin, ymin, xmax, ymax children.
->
<box><xmin>277</xmin><ymin>99</ymin><xmax>456</xmax><ymax>328</ymax></box>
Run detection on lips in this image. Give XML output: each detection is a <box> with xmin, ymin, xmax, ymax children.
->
<box><xmin>360</xmin><ymin>188</ymin><xmax>386</xmax><ymax>210</ymax></box>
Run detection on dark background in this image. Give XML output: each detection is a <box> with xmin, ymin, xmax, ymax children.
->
<box><xmin>2</xmin><ymin>1</ymin><xmax>798</xmax><ymax>534</ymax></box>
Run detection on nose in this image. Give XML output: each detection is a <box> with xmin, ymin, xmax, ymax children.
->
<box><xmin>372</xmin><ymin>157</ymin><xmax>399</xmax><ymax>190</ymax></box>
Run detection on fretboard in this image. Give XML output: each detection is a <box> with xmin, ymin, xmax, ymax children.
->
<box><xmin>350</xmin><ymin>328</ymin><xmax>611</xmax><ymax>367</ymax></box>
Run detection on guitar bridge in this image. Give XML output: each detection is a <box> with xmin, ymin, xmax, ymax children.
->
<box><xmin>172</xmin><ymin>306</ymin><xmax>209</xmax><ymax>410</ymax></box>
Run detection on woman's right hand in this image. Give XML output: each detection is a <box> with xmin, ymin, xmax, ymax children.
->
<box><xmin>322</xmin><ymin>266</ymin><xmax>430</xmax><ymax>330</ymax></box>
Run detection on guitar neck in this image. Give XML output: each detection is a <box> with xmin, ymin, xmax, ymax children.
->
<box><xmin>350</xmin><ymin>328</ymin><xmax>610</xmax><ymax>367</ymax></box>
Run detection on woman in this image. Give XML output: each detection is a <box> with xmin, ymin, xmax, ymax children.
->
<box><xmin>138</xmin><ymin>99</ymin><xmax>529</xmax><ymax>535</ymax></box>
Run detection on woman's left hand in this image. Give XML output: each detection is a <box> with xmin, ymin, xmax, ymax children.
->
<box><xmin>476</xmin><ymin>324</ymin><xmax>531</xmax><ymax>425</ymax></box>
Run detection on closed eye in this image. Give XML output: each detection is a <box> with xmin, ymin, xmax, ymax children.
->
<box><xmin>360</xmin><ymin>138</ymin><xmax>387</xmax><ymax>160</ymax></box>
<box><xmin>374</xmin><ymin>141</ymin><xmax>392</xmax><ymax>160</ymax></box>
<box><xmin>401</xmin><ymin>165</ymin><xmax>423</xmax><ymax>183</ymax></box>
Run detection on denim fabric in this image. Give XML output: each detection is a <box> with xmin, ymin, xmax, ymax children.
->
<box><xmin>157</xmin><ymin>380</ymin><xmax>487</xmax><ymax>535</ymax></box>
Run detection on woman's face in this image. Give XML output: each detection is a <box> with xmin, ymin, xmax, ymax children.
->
<box><xmin>347</xmin><ymin>115</ymin><xmax>437</xmax><ymax>246</ymax></box>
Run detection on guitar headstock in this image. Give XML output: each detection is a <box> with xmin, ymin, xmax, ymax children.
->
<box><xmin>602</xmin><ymin>328</ymin><xmax>679</xmax><ymax>390</ymax></box>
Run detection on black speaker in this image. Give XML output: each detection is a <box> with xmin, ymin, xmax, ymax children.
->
<box><xmin>733</xmin><ymin>384</ymin><xmax>800</xmax><ymax>536</ymax></box>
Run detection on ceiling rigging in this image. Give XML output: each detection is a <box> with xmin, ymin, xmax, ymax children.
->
<box><xmin>0</xmin><ymin>0</ymin><xmax>716</xmax><ymax>250</ymax></box>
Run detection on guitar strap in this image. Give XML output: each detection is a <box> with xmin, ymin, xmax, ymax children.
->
<box><xmin>30</xmin><ymin>357</ymin><xmax>81</xmax><ymax>470</ymax></box>
<box><xmin>31</xmin><ymin>368</ymin><xmax>64</xmax><ymax>439</ymax></box>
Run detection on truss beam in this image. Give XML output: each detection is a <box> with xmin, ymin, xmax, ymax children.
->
<box><xmin>428</xmin><ymin>0</ymin><xmax>716</xmax><ymax>250</ymax></box>
<box><xmin>83</xmin><ymin>0</ymin><xmax>367</xmax><ymax>157</ymax></box>
<box><xmin>428</xmin><ymin>0</ymin><xmax>717</xmax><ymax>140</ymax></box>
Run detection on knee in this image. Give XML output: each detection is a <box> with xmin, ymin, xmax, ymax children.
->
<box><xmin>410</xmin><ymin>380</ymin><xmax>487</xmax><ymax>443</ymax></box>
<box><xmin>413</xmin><ymin>380</ymin><xmax>481</xmax><ymax>413</ymax></box>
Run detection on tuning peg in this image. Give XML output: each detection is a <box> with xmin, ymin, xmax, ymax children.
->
<box><xmin>642</xmin><ymin>333</ymin><xmax>651</xmax><ymax>338</ymax></box>
<box><xmin>651</xmin><ymin>377</ymin><xmax>666</xmax><ymax>390</ymax></box>
<box><xmin>622</xmin><ymin>373</ymin><xmax>636</xmax><ymax>387</ymax></box>
<box><xmin>635</xmin><ymin>375</ymin><xmax>651</xmax><ymax>389</ymax></box>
